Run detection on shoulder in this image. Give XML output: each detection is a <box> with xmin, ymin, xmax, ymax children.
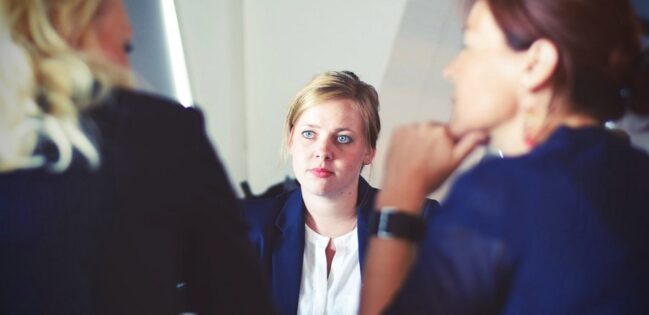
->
<box><xmin>89</xmin><ymin>88</ymin><xmax>205</xmax><ymax>140</ymax></box>
<box><xmin>87</xmin><ymin>88</ymin><xmax>214</xmax><ymax>169</ymax></box>
<box><xmin>450</xmin><ymin>154</ymin><xmax>534</xmax><ymax>196</ymax></box>
<box><xmin>436</xmin><ymin>157</ymin><xmax>521</xmax><ymax>237</ymax></box>
<box><xmin>115</xmin><ymin>88</ymin><xmax>203</xmax><ymax>127</ymax></box>
<box><xmin>421</xmin><ymin>198</ymin><xmax>441</xmax><ymax>221</ymax></box>
<box><xmin>112</xmin><ymin>88</ymin><xmax>195</xmax><ymax>115</ymax></box>
<box><xmin>358</xmin><ymin>180</ymin><xmax>441</xmax><ymax>220</ymax></box>
<box><xmin>243</xmin><ymin>192</ymin><xmax>291</xmax><ymax>232</ymax></box>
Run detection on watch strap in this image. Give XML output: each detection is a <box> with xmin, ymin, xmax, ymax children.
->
<box><xmin>369</xmin><ymin>207</ymin><xmax>426</xmax><ymax>242</ymax></box>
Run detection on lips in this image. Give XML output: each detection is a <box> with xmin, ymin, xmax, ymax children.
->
<box><xmin>310</xmin><ymin>167</ymin><xmax>334</xmax><ymax>178</ymax></box>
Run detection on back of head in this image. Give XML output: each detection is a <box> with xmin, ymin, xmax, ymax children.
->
<box><xmin>475</xmin><ymin>0</ymin><xmax>647</xmax><ymax>122</ymax></box>
<box><xmin>282</xmin><ymin>71</ymin><xmax>381</xmax><ymax>159</ymax></box>
<box><xmin>0</xmin><ymin>0</ymin><xmax>133</xmax><ymax>173</ymax></box>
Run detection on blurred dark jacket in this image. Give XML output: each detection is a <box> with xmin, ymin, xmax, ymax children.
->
<box><xmin>0</xmin><ymin>89</ymin><xmax>275</xmax><ymax>315</ymax></box>
<box><xmin>388</xmin><ymin>126</ymin><xmax>649</xmax><ymax>315</ymax></box>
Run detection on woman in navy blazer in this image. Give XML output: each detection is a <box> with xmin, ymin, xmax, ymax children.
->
<box><xmin>361</xmin><ymin>0</ymin><xmax>649</xmax><ymax>314</ymax></box>
<box><xmin>244</xmin><ymin>71</ymin><xmax>440</xmax><ymax>315</ymax></box>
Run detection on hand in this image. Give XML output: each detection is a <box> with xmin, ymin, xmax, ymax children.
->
<box><xmin>377</xmin><ymin>122</ymin><xmax>486</xmax><ymax>213</ymax></box>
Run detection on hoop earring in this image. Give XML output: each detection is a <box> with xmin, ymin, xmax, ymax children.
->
<box><xmin>523</xmin><ymin>108</ymin><xmax>544</xmax><ymax>149</ymax></box>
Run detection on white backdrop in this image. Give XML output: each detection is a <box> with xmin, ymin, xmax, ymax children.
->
<box><xmin>173</xmin><ymin>0</ymin><xmax>463</xmax><ymax>197</ymax></box>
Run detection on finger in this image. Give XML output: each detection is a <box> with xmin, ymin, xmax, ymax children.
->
<box><xmin>426</xmin><ymin>121</ymin><xmax>445</xmax><ymax>128</ymax></box>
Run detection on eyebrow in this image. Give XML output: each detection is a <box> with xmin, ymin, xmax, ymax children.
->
<box><xmin>299</xmin><ymin>124</ymin><xmax>355</xmax><ymax>133</ymax></box>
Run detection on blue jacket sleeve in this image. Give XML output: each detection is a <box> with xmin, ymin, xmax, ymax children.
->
<box><xmin>385</xmin><ymin>165</ymin><xmax>513</xmax><ymax>315</ymax></box>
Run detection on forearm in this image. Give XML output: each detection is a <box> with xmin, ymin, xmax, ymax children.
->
<box><xmin>360</xmin><ymin>237</ymin><xmax>418</xmax><ymax>315</ymax></box>
<box><xmin>360</xmin><ymin>187</ymin><xmax>427</xmax><ymax>315</ymax></box>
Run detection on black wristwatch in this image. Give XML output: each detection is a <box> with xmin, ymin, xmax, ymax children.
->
<box><xmin>369</xmin><ymin>207</ymin><xmax>426</xmax><ymax>242</ymax></box>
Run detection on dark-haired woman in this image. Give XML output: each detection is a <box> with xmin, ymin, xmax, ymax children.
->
<box><xmin>360</xmin><ymin>0</ymin><xmax>649</xmax><ymax>314</ymax></box>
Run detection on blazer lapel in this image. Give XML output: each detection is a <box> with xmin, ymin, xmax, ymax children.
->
<box><xmin>356</xmin><ymin>177</ymin><xmax>376</xmax><ymax>275</ymax></box>
<box><xmin>272</xmin><ymin>190</ymin><xmax>305</xmax><ymax>315</ymax></box>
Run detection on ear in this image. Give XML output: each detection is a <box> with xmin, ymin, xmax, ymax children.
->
<box><xmin>363</xmin><ymin>147</ymin><xmax>376</xmax><ymax>165</ymax></box>
<box><xmin>520</xmin><ymin>38</ymin><xmax>559</xmax><ymax>93</ymax></box>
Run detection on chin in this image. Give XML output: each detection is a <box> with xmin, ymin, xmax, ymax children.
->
<box><xmin>449</xmin><ymin>120</ymin><xmax>493</xmax><ymax>140</ymax></box>
<box><xmin>448</xmin><ymin>121</ymin><xmax>468</xmax><ymax>138</ymax></box>
<box><xmin>301</xmin><ymin>181</ymin><xmax>332</xmax><ymax>196</ymax></box>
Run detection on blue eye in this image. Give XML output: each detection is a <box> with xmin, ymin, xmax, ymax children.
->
<box><xmin>302</xmin><ymin>131</ymin><xmax>315</xmax><ymax>139</ymax></box>
<box><xmin>336</xmin><ymin>135</ymin><xmax>351</xmax><ymax>144</ymax></box>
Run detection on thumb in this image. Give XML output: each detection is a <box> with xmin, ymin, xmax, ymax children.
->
<box><xmin>452</xmin><ymin>130</ymin><xmax>488</xmax><ymax>163</ymax></box>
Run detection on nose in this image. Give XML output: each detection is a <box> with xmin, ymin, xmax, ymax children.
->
<box><xmin>314</xmin><ymin>139</ymin><xmax>333</xmax><ymax>161</ymax></box>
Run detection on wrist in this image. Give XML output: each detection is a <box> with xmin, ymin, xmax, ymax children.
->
<box><xmin>376</xmin><ymin>185</ymin><xmax>428</xmax><ymax>215</ymax></box>
<box><xmin>369</xmin><ymin>206</ymin><xmax>426</xmax><ymax>242</ymax></box>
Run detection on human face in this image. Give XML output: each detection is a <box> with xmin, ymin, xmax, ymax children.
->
<box><xmin>83</xmin><ymin>0</ymin><xmax>133</xmax><ymax>67</ymax></box>
<box><xmin>289</xmin><ymin>99</ymin><xmax>375</xmax><ymax>198</ymax></box>
<box><xmin>444</xmin><ymin>0</ymin><xmax>525</xmax><ymax>137</ymax></box>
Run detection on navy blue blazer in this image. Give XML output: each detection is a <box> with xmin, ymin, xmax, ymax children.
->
<box><xmin>388</xmin><ymin>126</ymin><xmax>649</xmax><ymax>315</ymax></box>
<box><xmin>244</xmin><ymin>177</ymin><xmax>440</xmax><ymax>315</ymax></box>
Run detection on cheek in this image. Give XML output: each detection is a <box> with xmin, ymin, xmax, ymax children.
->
<box><xmin>102</xmin><ymin>37</ymin><xmax>129</xmax><ymax>67</ymax></box>
<box><xmin>288</xmin><ymin>142</ymin><xmax>303</xmax><ymax>163</ymax></box>
<box><xmin>95</xmin><ymin>21</ymin><xmax>130</xmax><ymax>67</ymax></box>
<box><xmin>289</xmin><ymin>140</ymin><xmax>314</xmax><ymax>170</ymax></box>
<box><xmin>290</xmin><ymin>147</ymin><xmax>307</xmax><ymax>180</ymax></box>
<box><xmin>450</xmin><ymin>70</ymin><xmax>518</xmax><ymax>135</ymax></box>
<box><xmin>339</xmin><ymin>149</ymin><xmax>368</xmax><ymax>171</ymax></box>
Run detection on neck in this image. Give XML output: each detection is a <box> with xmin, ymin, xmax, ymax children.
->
<box><xmin>489</xmin><ymin>110</ymin><xmax>529</xmax><ymax>156</ymax></box>
<box><xmin>302</xmin><ymin>183</ymin><xmax>359</xmax><ymax>238</ymax></box>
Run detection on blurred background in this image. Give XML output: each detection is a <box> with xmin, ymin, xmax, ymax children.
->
<box><xmin>124</xmin><ymin>0</ymin><xmax>649</xmax><ymax>198</ymax></box>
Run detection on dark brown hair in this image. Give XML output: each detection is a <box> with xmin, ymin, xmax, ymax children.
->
<box><xmin>470</xmin><ymin>0</ymin><xmax>648</xmax><ymax>121</ymax></box>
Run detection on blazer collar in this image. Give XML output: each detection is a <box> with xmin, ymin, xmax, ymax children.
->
<box><xmin>272</xmin><ymin>189</ymin><xmax>305</xmax><ymax>315</ymax></box>
<box><xmin>271</xmin><ymin>177</ymin><xmax>377</xmax><ymax>314</ymax></box>
<box><xmin>273</xmin><ymin>177</ymin><xmax>375</xmax><ymax>233</ymax></box>
<box><xmin>355</xmin><ymin>176</ymin><xmax>376</xmax><ymax>274</ymax></box>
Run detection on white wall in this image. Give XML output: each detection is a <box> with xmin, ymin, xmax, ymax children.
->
<box><xmin>373</xmin><ymin>0</ymin><xmax>466</xmax><ymax>199</ymax></box>
<box><xmin>242</xmin><ymin>0</ymin><xmax>408</xmax><ymax>194</ymax></box>
<box><xmin>174</xmin><ymin>0</ymin><xmax>464</xmax><ymax>197</ymax></box>
<box><xmin>175</xmin><ymin>0</ymin><xmax>247</xmax><ymax>188</ymax></box>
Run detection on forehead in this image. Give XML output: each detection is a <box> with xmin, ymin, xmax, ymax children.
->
<box><xmin>466</xmin><ymin>1</ymin><xmax>486</xmax><ymax>29</ymax></box>
<box><xmin>295</xmin><ymin>99</ymin><xmax>365</xmax><ymax>130</ymax></box>
<box><xmin>464</xmin><ymin>1</ymin><xmax>508</xmax><ymax>45</ymax></box>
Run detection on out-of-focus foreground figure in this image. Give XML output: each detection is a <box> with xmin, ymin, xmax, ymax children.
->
<box><xmin>0</xmin><ymin>0</ymin><xmax>274</xmax><ymax>314</ymax></box>
<box><xmin>361</xmin><ymin>0</ymin><xmax>649</xmax><ymax>314</ymax></box>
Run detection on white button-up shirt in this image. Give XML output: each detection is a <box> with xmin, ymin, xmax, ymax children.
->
<box><xmin>297</xmin><ymin>224</ymin><xmax>361</xmax><ymax>315</ymax></box>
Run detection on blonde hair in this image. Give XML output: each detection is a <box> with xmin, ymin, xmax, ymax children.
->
<box><xmin>0</xmin><ymin>3</ymin><xmax>43</xmax><ymax>171</ymax></box>
<box><xmin>0</xmin><ymin>0</ymin><xmax>134</xmax><ymax>173</ymax></box>
<box><xmin>282</xmin><ymin>71</ymin><xmax>381</xmax><ymax>160</ymax></box>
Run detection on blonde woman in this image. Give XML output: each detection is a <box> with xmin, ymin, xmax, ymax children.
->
<box><xmin>0</xmin><ymin>0</ymin><xmax>273</xmax><ymax>314</ymax></box>
<box><xmin>244</xmin><ymin>71</ymin><xmax>440</xmax><ymax>315</ymax></box>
